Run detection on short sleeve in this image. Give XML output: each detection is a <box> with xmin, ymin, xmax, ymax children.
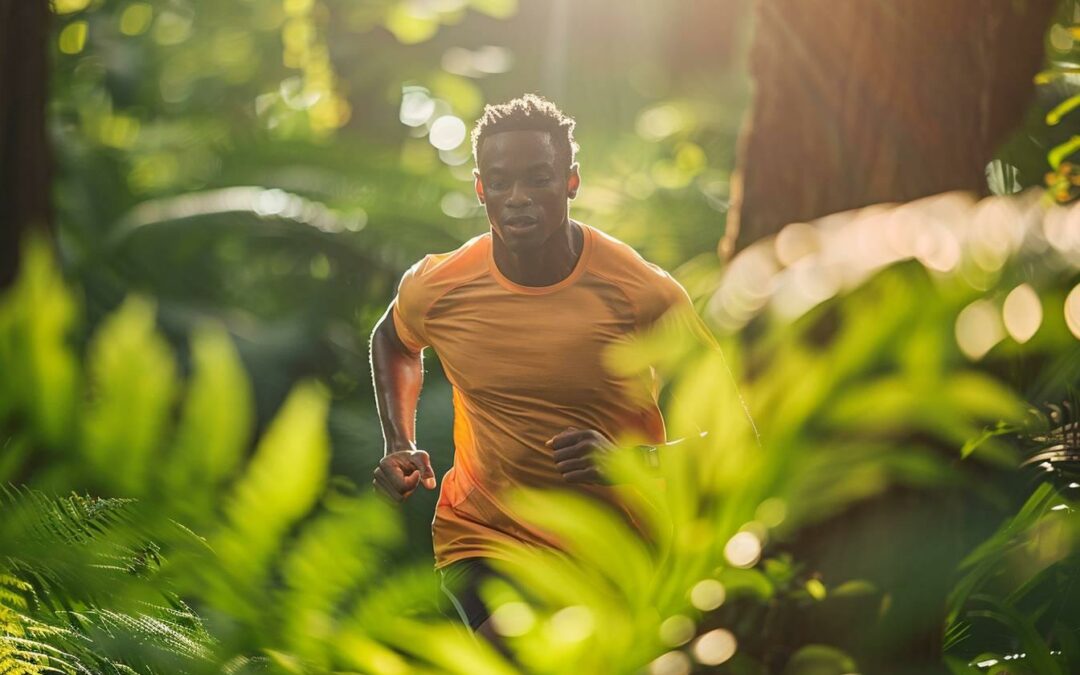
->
<box><xmin>390</xmin><ymin>258</ymin><xmax>430</xmax><ymax>353</ymax></box>
<box><xmin>638</xmin><ymin>268</ymin><xmax>719</xmax><ymax>351</ymax></box>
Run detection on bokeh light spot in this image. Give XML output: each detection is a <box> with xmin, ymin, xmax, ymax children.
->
<box><xmin>441</xmin><ymin>192</ymin><xmax>477</xmax><ymax>219</ymax></box>
<box><xmin>400</xmin><ymin>89</ymin><xmax>436</xmax><ymax>127</ymax></box>
<box><xmin>636</xmin><ymin>104</ymin><xmax>683</xmax><ymax>141</ymax></box>
<box><xmin>806</xmin><ymin>578</ymin><xmax>827</xmax><ymax>600</ymax></box>
<box><xmin>1050</xmin><ymin>23</ymin><xmax>1075</xmax><ymax>52</ymax></box>
<box><xmin>309</xmin><ymin>254</ymin><xmax>331</xmax><ymax>279</ymax></box>
<box><xmin>692</xmin><ymin>629</ymin><xmax>737</xmax><ymax>666</ymax></box>
<box><xmin>385</xmin><ymin>5</ymin><xmax>439</xmax><ymax>44</ymax></box>
<box><xmin>955</xmin><ymin>299</ymin><xmax>1004</xmax><ymax>360</ymax></box>
<box><xmin>490</xmin><ymin>601</ymin><xmax>535</xmax><ymax>637</ymax></box>
<box><xmin>97</xmin><ymin>114</ymin><xmax>140</xmax><ymax>149</ymax></box>
<box><xmin>548</xmin><ymin>605</ymin><xmax>593</xmax><ymax>644</ymax></box>
<box><xmin>470</xmin><ymin>0</ymin><xmax>518</xmax><ymax>20</ymax></box>
<box><xmin>1066</xmin><ymin>284</ymin><xmax>1080</xmax><ymax>340</ymax></box>
<box><xmin>284</xmin><ymin>0</ymin><xmax>315</xmax><ymax>16</ymax></box>
<box><xmin>254</xmin><ymin>189</ymin><xmax>289</xmax><ymax>217</ymax></box>
<box><xmin>674</xmin><ymin>143</ymin><xmax>706</xmax><ymax>175</ymax></box>
<box><xmin>755</xmin><ymin>498</ymin><xmax>787</xmax><ymax>527</ymax></box>
<box><xmin>442</xmin><ymin>45</ymin><xmax>513</xmax><ymax>76</ymax></box>
<box><xmin>659</xmin><ymin>614</ymin><xmax>695</xmax><ymax>647</ymax></box>
<box><xmin>58</xmin><ymin>21</ymin><xmax>88</xmax><ymax>55</ymax></box>
<box><xmin>53</xmin><ymin>0</ymin><xmax>91</xmax><ymax>15</ymax></box>
<box><xmin>428</xmin><ymin>115</ymin><xmax>466</xmax><ymax>151</ymax></box>
<box><xmin>119</xmin><ymin>3</ymin><xmax>153</xmax><ymax>36</ymax></box>
<box><xmin>153</xmin><ymin>10</ymin><xmax>194</xmax><ymax>46</ymax></box>
<box><xmin>689</xmin><ymin>579</ymin><xmax>726</xmax><ymax>611</ymax></box>
<box><xmin>472</xmin><ymin>45</ymin><xmax>513</xmax><ymax>74</ymax></box>
<box><xmin>649</xmin><ymin>650</ymin><xmax>691</xmax><ymax>675</ymax></box>
<box><xmin>724</xmin><ymin>531</ymin><xmax>762</xmax><ymax>568</ymax></box>
<box><xmin>774</xmin><ymin>222</ymin><xmax>819</xmax><ymax>266</ymax></box>
<box><xmin>1002</xmin><ymin>283</ymin><xmax>1042</xmax><ymax>344</ymax></box>
<box><xmin>1042</xmin><ymin>204</ymin><xmax>1079</xmax><ymax>253</ymax></box>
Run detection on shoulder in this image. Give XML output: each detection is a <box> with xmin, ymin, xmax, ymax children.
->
<box><xmin>402</xmin><ymin>232</ymin><xmax>489</xmax><ymax>285</ymax></box>
<box><xmin>395</xmin><ymin>232</ymin><xmax>490</xmax><ymax>333</ymax></box>
<box><xmin>583</xmin><ymin>224</ymin><xmax>688</xmax><ymax>325</ymax></box>
<box><xmin>398</xmin><ymin>232</ymin><xmax>490</xmax><ymax>301</ymax></box>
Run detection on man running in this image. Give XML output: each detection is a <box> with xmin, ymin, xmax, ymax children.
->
<box><xmin>369</xmin><ymin>94</ymin><xmax>710</xmax><ymax>646</ymax></box>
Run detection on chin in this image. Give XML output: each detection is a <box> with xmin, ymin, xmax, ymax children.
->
<box><xmin>497</xmin><ymin>225</ymin><xmax>547</xmax><ymax>253</ymax></box>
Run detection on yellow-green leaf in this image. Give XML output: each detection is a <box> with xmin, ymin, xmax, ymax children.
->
<box><xmin>82</xmin><ymin>295</ymin><xmax>176</xmax><ymax>495</ymax></box>
<box><xmin>168</xmin><ymin>322</ymin><xmax>253</xmax><ymax>497</ymax></box>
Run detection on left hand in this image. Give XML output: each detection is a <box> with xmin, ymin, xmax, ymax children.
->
<box><xmin>546</xmin><ymin>426</ymin><xmax>617</xmax><ymax>484</ymax></box>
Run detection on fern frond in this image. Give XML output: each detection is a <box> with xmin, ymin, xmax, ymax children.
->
<box><xmin>1</xmin><ymin>486</ymin><xmax>136</xmax><ymax>548</ymax></box>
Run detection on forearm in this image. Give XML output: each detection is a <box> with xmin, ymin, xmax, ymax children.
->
<box><xmin>370</xmin><ymin>312</ymin><xmax>424</xmax><ymax>455</ymax></box>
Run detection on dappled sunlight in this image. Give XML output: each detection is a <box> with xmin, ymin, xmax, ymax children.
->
<box><xmin>1067</xmin><ymin>283</ymin><xmax>1080</xmax><ymax>339</ymax></box>
<box><xmin>955</xmin><ymin>299</ymin><xmax>1005</xmax><ymax>361</ymax></box>
<box><xmin>691</xmin><ymin>628</ymin><xmax>738</xmax><ymax>666</ymax></box>
<box><xmin>3</xmin><ymin>0</ymin><xmax>1077</xmax><ymax>672</ymax></box>
<box><xmin>1002</xmin><ymin>283</ymin><xmax>1043</xmax><ymax>344</ymax></box>
<box><xmin>712</xmin><ymin>189</ymin><xmax>1080</xmax><ymax>364</ymax></box>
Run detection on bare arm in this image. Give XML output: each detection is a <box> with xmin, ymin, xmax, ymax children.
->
<box><xmin>369</xmin><ymin>306</ymin><xmax>436</xmax><ymax>502</ymax></box>
<box><xmin>370</xmin><ymin>306</ymin><xmax>423</xmax><ymax>451</ymax></box>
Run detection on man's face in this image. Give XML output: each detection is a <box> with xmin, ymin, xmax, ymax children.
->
<box><xmin>474</xmin><ymin>130</ymin><xmax>579</xmax><ymax>254</ymax></box>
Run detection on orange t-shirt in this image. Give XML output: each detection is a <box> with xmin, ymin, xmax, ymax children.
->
<box><xmin>392</xmin><ymin>223</ymin><xmax>701</xmax><ymax>570</ymax></box>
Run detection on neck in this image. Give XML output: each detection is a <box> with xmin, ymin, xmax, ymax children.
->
<box><xmin>492</xmin><ymin>218</ymin><xmax>583</xmax><ymax>287</ymax></box>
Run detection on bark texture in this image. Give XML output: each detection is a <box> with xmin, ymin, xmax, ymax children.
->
<box><xmin>724</xmin><ymin>0</ymin><xmax>1057</xmax><ymax>255</ymax></box>
<box><xmin>0</xmin><ymin>0</ymin><xmax>52</xmax><ymax>289</ymax></box>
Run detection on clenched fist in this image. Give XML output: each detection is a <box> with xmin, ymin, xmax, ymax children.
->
<box><xmin>373</xmin><ymin>449</ymin><xmax>437</xmax><ymax>503</ymax></box>
<box><xmin>546</xmin><ymin>427</ymin><xmax>617</xmax><ymax>485</ymax></box>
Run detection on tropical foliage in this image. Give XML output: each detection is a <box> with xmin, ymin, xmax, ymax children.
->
<box><xmin>4</xmin><ymin>187</ymin><xmax>1080</xmax><ymax>673</ymax></box>
<box><xmin>3</xmin><ymin>0</ymin><xmax>1079</xmax><ymax>673</ymax></box>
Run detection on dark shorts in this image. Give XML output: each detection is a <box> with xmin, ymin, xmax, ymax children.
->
<box><xmin>438</xmin><ymin>557</ymin><xmax>506</xmax><ymax>632</ymax></box>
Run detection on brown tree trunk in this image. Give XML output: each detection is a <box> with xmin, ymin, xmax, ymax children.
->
<box><xmin>0</xmin><ymin>0</ymin><xmax>52</xmax><ymax>289</ymax></box>
<box><xmin>727</xmin><ymin>3</ymin><xmax>1061</xmax><ymax>671</ymax></box>
<box><xmin>723</xmin><ymin>0</ymin><xmax>1057</xmax><ymax>256</ymax></box>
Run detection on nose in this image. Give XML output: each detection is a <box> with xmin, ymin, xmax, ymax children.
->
<box><xmin>506</xmin><ymin>180</ymin><xmax>531</xmax><ymax>207</ymax></box>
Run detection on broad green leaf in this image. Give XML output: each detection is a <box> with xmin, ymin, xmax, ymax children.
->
<box><xmin>504</xmin><ymin>488</ymin><xmax>655</xmax><ymax>606</ymax></box>
<box><xmin>168</xmin><ymin>322</ymin><xmax>253</xmax><ymax>499</ymax></box>
<box><xmin>81</xmin><ymin>295</ymin><xmax>176</xmax><ymax>496</ymax></box>
<box><xmin>0</xmin><ymin>238</ymin><xmax>80</xmax><ymax>448</ymax></box>
<box><xmin>215</xmin><ymin>381</ymin><xmax>330</xmax><ymax>594</ymax></box>
<box><xmin>280</xmin><ymin>494</ymin><xmax>402</xmax><ymax>658</ymax></box>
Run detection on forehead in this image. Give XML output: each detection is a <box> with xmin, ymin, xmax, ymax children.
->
<box><xmin>477</xmin><ymin>130</ymin><xmax>559</xmax><ymax>173</ymax></box>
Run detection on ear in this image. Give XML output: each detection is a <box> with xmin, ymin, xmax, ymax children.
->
<box><xmin>473</xmin><ymin>168</ymin><xmax>485</xmax><ymax>204</ymax></box>
<box><xmin>567</xmin><ymin>163</ymin><xmax>581</xmax><ymax>200</ymax></box>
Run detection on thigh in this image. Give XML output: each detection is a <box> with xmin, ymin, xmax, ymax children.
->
<box><xmin>438</xmin><ymin>557</ymin><xmax>504</xmax><ymax>632</ymax></box>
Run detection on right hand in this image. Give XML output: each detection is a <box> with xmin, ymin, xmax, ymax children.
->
<box><xmin>372</xmin><ymin>449</ymin><xmax>437</xmax><ymax>503</ymax></box>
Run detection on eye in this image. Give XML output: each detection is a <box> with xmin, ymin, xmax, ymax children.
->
<box><xmin>531</xmin><ymin>175</ymin><xmax>553</xmax><ymax>186</ymax></box>
<box><xmin>488</xmin><ymin>179</ymin><xmax>508</xmax><ymax>191</ymax></box>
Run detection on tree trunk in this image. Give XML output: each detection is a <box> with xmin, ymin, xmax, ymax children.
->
<box><xmin>0</xmin><ymin>0</ymin><xmax>52</xmax><ymax>289</ymax></box>
<box><xmin>727</xmin><ymin>2</ymin><xmax>1062</xmax><ymax>670</ymax></box>
<box><xmin>723</xmin><ymin>0</ymin><xmax>1057</xmax><ymax>256</ymax></box>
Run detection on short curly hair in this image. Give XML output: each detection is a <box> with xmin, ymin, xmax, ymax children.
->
<box><xmin>470</xmin><ymin>94</ymin><xmax>579</xmax><ymax>168</ymax></box>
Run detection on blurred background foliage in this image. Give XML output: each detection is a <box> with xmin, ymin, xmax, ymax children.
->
<box><xmin>44</xmin><ymin>0</ymin><xmax>754</xmax><ymax>570</ymax></box>
<box><xmin>1</xmin><ymin>0</ymin><xmax>1079</xmax><ymax>672</ymax></box>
